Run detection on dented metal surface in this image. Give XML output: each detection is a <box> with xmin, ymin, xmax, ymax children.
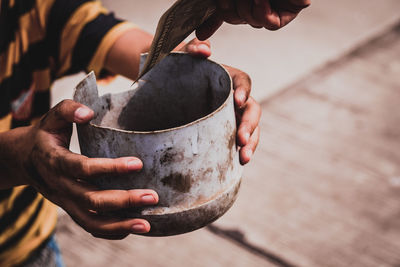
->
<box><xmin>73</xmin><ymin>53</ymin><xmax>243</xmax><ymax>236</ymax></box>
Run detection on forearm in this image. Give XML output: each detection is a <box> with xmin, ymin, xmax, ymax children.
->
<box><xmin>0</xmin><ymin>126</ymin><xmax>31</xmax><ymax>189</ymax></box>
<box><xmin>104</xmin><ymin>28</ymin><xmax>153</xmax><ymax>80</ymax></box>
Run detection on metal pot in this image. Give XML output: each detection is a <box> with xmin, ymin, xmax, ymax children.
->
<box><xmin>73</xmin><ymin>53</ymin><xmax>243</xmax><ymax>236</ymax></box>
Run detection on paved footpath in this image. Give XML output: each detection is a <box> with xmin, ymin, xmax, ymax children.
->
<box><xmin>56</xmin><ymin>18</ymin><xmax>400</xmax><ymax>267</ymax></box>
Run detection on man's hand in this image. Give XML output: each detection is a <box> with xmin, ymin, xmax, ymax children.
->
<box><xmin>224</xmin><ymin>65</ymin><xmax>261</xmax><ymax>164</ymax></box>
<box><xmin>10</xmin><ymin>100</ymin><xmax>159</xmax><ymax>239</ymax></box>
<box><xmin>196</xmin><ymin>0</ymin><xmax>311</xmax><ymax>40</ymax></box>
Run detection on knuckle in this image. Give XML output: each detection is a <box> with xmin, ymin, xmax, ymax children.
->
<box><xmin>55</xmin><ymin>100</ymin><xmax>68</xmax><ymax>114</ymax></box>
<box><xmin>53</xmin><ymin>99</ymin><xmax>74</xmax><ymax>119</ymax></box>
<box><xmin>53</xmin><ymin>152</ymin><xmax>66</xmax><ymax>173</ymax></box>
<box><xmin>59</xmin><ymin>99</ymin><xmax>73</xmax><ymax>107</ymax></box>
<box><xmin>245</xmin><ymin>74</ymin><xmax>252</xmax><ymax>87</ymax></box>
<box><xmin>79</xmin><ymin>160</ymin><xmax>92</xmax><ymax>177</ymax></box>
<box><xmin>53</xmin><ymin>106</ymin><xmax>63</xmax><ymax>120</ymax></box>
<box><xmin>85</xmin><ymin>192</ymin><xmax>103</xmax><ymax>210</ymax></box>
<box><xmin>111</xmin><ymin>161</ymin><xmax>120</xmax><ymax>174</ymax></box>
<box><xmin>237</xmin><ymin>71</ymin><xmax>251</xmax><ymax>86</ymax></box>
<box><xmin>38</xmin><ymin>113</ymin><xmax>50</xmax><ymax>128</ymax></box>
<box><xmin>126</xmin><ymin>191</ymin><xmax>138</xmax><ymax>208</ymax></box>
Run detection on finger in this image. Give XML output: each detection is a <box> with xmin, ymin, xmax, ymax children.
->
<box><xmin>234</xmin><ymin>83</ymin><xmax>250</xmax><ymax>110</ymax></box>
<box><xmin>263</xmin><ymin>1</ymin><xmax>281</xmax><ymax>30</ymax></box>
<box><xmin>56</xmin><ymin>149</ymin><xmax>143</xmax><ymax>180</ymax></box>
<box><xmin>39</xmin><ymin>99</ymin><xmax>94</xmax><ymax>132</ymax></box>
<box><xmin>239</xmin><ymin>126</ymin><xmax>260</xmax><ymax>165</ymax></box>
<box><xmin>224</xmin><ymin>65</ymin><xmax>252</xmax><ymax>108</ymax></box>
<box><xmin>252</xmin><ymin>0</ymin><xmax>269</xmax><ymax>27</ymax></box>
<box><xmin>195</xmin><ymin>15</ymin><xmax>223</xmax><ymax>41</ymax></box>
<box><xmin>68</xmin><ymin>204</ymin><xmax>151</xmax><ymax>235</ymax></box>
<box><xmin>184</xmin><ymin>38</ymin><xmax>212</xmax><ymax>58</ymax></box>
<box><xmin>84</xmin><ymin>189</ymin><xmax>159</xmax><ymax>211</ymax></box>
<box><xmin>277</xmin><ymin>10</ymin><xmax>299</xmax><ymax>28</ymax></box>
<box><xmin>237</xmin><ymin>97</ymin><xmax>261</xmax><ymax>146</ymax></box>
<box><xmin>236</xmin><ymin>0</ymin><xmax>261</xmax><ymax>27</ymax></box>
<box><xmin>266</xmin><ymin>0</ymin><xmax>311</xmax><ymax>29</ymax></box>
<box><xmin>62</xmin><ymin>178</ymin><xmax>159</xmax><ymax>212</ymax></box>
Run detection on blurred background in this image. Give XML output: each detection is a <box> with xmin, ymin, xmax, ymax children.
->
<box><xmin>53</xmin><ymin>1</ymin><xmax>400</xmax><ymax>266</ymax></box>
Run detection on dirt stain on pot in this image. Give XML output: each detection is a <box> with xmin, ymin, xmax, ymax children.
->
<box><xmin>161</xmin><ymin>172</ymin><xmax>192</xmax><ymax>193</ymax></box>
<box><xmin>160</xmin><ymin>148</ymin><xmax>184</xmax><ymax>165</ymax></box>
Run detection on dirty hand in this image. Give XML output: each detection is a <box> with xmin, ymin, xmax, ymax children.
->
<box><xmin>225</xmin><ymin>65</ymin><xmax>261</xmax><ymax>165</ymax></box>
<box><xmin>196</xmin><ymin>0</ymin><xmax>311</xmax><ymax>40</ymax></box>
<box><xmin>16</xmin><ymin>100</ymin><xmax>159</xmax><ymax>239</ymax></box>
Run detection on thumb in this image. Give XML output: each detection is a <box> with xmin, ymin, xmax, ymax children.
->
<box><xmin>183</xmin><ymin>38</ymin><xmax>212</xmax><ymax>58</ymax></box>
<box><xmin>40</xmin><ymin>99</ymin><xmax>94</xmax><ymax>132</ymax></box>
<box><xmin>195</xmin><ymin>15</ymin><xmax>223</xmax><ymax>41</ymax></box>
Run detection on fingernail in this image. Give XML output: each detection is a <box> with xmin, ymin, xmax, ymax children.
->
<box><xmin>75</xmin><ymin>107</ymin><xmax>92</xmax><ymax>120</ymax></box>
<box><xmin>141</xmin><ymin>194</ymin><xmax>156</xmax><ymax>204</ymax></box>
<box><xmin>197</xmin><ymin>43</ymin><xmax>211</xmax><ymax>54</ymax></box>
<box><xmin>127</xmin><ymin>158</ymin><xmax>142</xmax><ymax>170</ymax></box>
<box><xmin>132</xmin><ymin>223</ymin><xmax>147</xmax><ymax>233</ymax></box>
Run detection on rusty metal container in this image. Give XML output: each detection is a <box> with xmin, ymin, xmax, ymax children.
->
<box><xmin>73</xmin><ymin>53</ymin><xmax>243</xmax><ymax>236</ymax></box>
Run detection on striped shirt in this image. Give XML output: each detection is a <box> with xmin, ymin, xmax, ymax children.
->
<box><xmin>0</xmin><ymin>0</ymin><xmax>135</xmax><ymax>265</ymax></box>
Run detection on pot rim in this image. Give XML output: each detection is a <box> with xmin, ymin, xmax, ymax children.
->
<box><xmin>88</xmin><ymin>53</ymin><xmax>234</xmax><ymax>135</ymax></box>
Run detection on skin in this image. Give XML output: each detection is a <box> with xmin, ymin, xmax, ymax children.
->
<box><xmin>0</xmin><ymin>28</ymin><xmax>261</xmax><ymax>239</ymax></box>
<box><xmin>196</xmin><ymin>0</ymin><xmax>311</xmax><ymax>40</ymax></box>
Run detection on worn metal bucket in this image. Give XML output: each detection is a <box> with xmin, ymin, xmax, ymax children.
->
<box><xmin>73</xmin><ymin>52</ymin><xmax>243</xmax><ymax>236</ymax></box>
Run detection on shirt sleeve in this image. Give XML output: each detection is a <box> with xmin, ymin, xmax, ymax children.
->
<box><xmin>46</xmin><ymin>0</ymin><xmax>136</xmax><ymax>78</ymax></box>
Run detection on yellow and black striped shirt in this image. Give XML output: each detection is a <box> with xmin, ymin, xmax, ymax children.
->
<box><xmin>0</xmin><ymin>0</ymin><xmax>135</xmax><ymax>265</ymax></box>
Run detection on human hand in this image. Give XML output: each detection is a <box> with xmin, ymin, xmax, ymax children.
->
<box><xmin>196</xmin><ymin>0</ymin><xmax>311</xmax><ymax>40</ymax></box>
<box><xmin>224</xmin><ymin>65</ymin><xmax>261</xmax><ymax>164</ymax></box>
<box><xmin>19</xmin><ymin>100</ymin><xmax>159</xmax><ymax>239</ymax></box>
<box><xmin>177</xmin><ymin>38</ymin><xmax>211</xmax><ymax>58</ymax></box>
